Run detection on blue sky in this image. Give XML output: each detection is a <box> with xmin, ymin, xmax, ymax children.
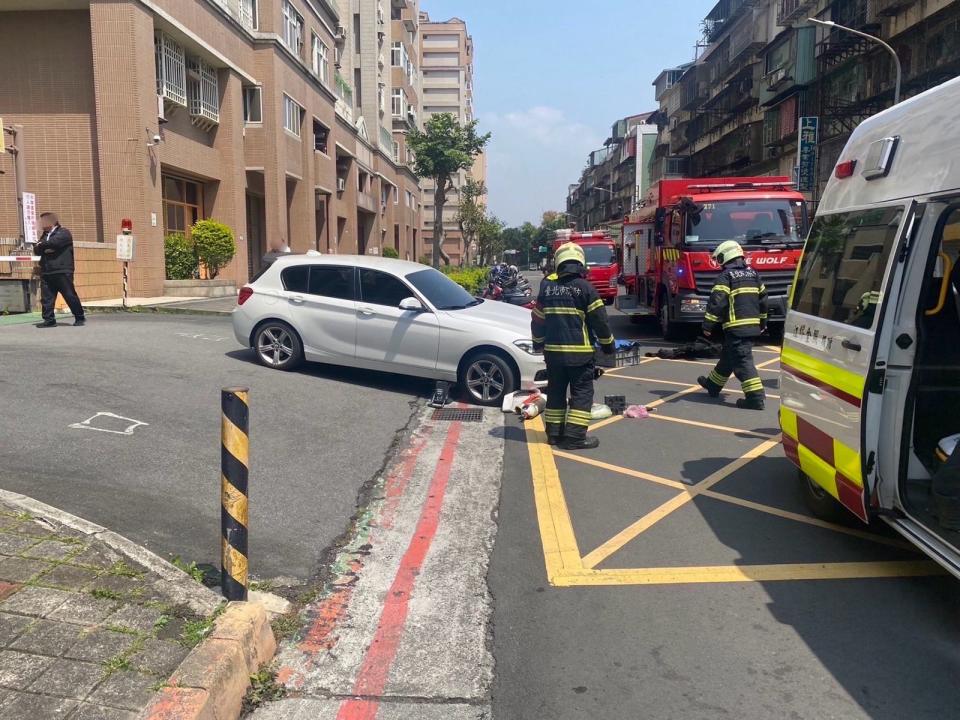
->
<box><xmin>423</xmin><ymin>0</ymin><xmax>717</xmax><ymax>227</ymax></box>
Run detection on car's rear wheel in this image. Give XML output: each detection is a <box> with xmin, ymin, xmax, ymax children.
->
<box><xmin>460</xmin><ymin>352</ymin><xmax>516</xmax><ymax>406</ymax></box>
<box><xmin>253</xmin><ymin>321</ymin><xmax>303</xmax><ymax>371</ymax></box>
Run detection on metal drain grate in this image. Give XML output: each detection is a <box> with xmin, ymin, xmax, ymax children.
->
<box><xmin>431</xmin><ymin>407</ymin><xmax>484</xmax><ymax>422</ymax></box>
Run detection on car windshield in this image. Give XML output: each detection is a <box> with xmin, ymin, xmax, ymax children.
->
<box><xmin>684</xmin><ymin>199</ymin><xmax>805</xmax><ymax>249</ymax></box>
<box><xmin>406</xmin><ymin>268</ymin><xmax>482</xmax><ymax>310</ymax></box>
<box><xmin>583</xmin><ymin>244</ymin><xmax>616</xmax><ymax>266</ymax></box>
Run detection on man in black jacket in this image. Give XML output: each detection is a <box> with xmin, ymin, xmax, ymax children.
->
<box><xmin>697</xmin><ymin>240</ymin><xmax>767</xmax><ymax>410</ymax></box>
<box><xmin>531</xmin><ymin>242</ymin><xmax>615</xmax><ymax>450</ymax></box>
<box><xmin>35</xmin><ymin>212</ymin><xmax>85</xmax><ymax>328</ymax></box>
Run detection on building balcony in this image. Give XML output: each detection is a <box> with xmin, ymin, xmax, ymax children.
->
<box><xmin>874</xmin><ymin>0</ymin><xmax>917</xmax><ymax>17</ymax></box>
<box><xmin>335</xmin><ymin>72</ymin><xmax>354</xmax><ymax>123</ymax></box>
<box><xmin>776</xmin><ymin>0</ymin><xmax>816</xmax><ymax>26</ymax></box>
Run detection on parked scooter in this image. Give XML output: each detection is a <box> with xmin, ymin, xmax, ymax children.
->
<box><xmin>481</xmin><ymin>264</ymin><xmax>536</xmax><ymax>309</ymax></box>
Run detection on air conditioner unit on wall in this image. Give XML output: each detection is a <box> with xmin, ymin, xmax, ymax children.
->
<box><xmin>337</xmin><ymin>177</ymin><xmax>347</xmax><ymax>192</ymax></box>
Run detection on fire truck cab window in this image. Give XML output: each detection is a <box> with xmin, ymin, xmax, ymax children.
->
<box><xmin>683</xmin><ymin>199</ymin><xmax>804</xmax><ymax>247</ymax></box>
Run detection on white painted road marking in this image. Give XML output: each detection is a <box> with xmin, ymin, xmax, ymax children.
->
<box><xmin>69</xmin><ymin>412</ymin><xmax>149</xmax><ymax>436</ymax></box>
<box><xmin>175</xmin><ymin>332</ymin><xmax>228</xmax><ymax>342</ymax></box>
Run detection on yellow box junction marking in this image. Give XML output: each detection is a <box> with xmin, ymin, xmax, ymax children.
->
<box><xmin>580</xmin><ymin>438</ymin><xmax>781</xmax><ymax>569</ymax></box>
<box><xmin>524</xmin><ymin>413</ymin><xmax>937</xmax><ymax>586</ymax></box>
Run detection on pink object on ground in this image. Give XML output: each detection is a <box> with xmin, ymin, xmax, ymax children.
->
<box><xmin>624</xmin><ymin>405</ymin><xmax>650</xmax><ymax>418</ymax></box>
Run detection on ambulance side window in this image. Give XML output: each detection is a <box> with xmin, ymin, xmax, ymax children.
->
<box><xmin>791</xmin><ymin>206</ymin><xmax>904</xmax><ymax>328</ymax></box>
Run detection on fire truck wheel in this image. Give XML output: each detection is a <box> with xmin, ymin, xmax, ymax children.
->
<box><xmin>658</xmin><ymin>294</ymin><xmax>680</xmax><ymax>341</ymax></box>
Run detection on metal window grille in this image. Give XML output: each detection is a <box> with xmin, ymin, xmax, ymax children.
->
<box><xmin>155</xmin><ymin>32</ymin><xmax>187</xmax><ymax>108</ymax></box>
<box><xmin>238</xmin><ymin>0</ymin><xmax>257</xmax><ymax>29</ymax></box>
<box><xmin>187</xmin><ymin>56</ymin><xmax>219</xmax><ymax>128</ymax></box>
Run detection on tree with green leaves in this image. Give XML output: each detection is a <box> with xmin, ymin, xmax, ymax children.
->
<box><xmin>455</xmin><ymin>178</ymin><xmax>487</xmax><ymax>266</ymax></box>
<box><xmin>477</xmin><ymin>215</ymin><xmax>505</xmax><ymax>266</ymax></box>
<box><xmin>407</xmin><ymin>113</ymin><xmax>490</xmax><ymax>268</ymax></box>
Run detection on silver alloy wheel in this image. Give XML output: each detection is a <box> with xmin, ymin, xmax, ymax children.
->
<box><xmin>465</xmin><ymin>359</ymin><xmax>506</xmax><ymax>403</ymax></box>
<box><xmin>257</xmin><ymin>325</ymin><xmax>295</xmax><ymax>368</ymax></box>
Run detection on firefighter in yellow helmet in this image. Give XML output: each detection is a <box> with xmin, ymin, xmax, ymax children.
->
<box><xmin>697</xmin><ymin>240</ymin><xmax>768</xmax><ymax>410</ymax></box>
<box><xmin>531</xmin><ymin>242</ymin><xmax>615</xmax><ymax>449</ymax></box>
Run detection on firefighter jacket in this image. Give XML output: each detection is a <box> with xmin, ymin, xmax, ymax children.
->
<box><xmin>532</xmin><ymin>271</ymin><xmax>614</xmax><ymax>365</ymax></box>
<box><xmin>702</xmin><ymin>258</ymin><xmax>768</xmax><ymax>338</ymax></box>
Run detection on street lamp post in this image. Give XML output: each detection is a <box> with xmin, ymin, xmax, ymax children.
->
<box><xmin>808</xmin><ymin>17</ymin><xmax>901</xmax><ymax>104</ymax></box>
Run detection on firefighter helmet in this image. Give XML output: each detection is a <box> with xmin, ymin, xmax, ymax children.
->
<box><xmin>713</xmin><ymin>240</ymin><xmax>744</xmax><ymax>266</ymax></box>
<box><xmin>554</xmin><ymin>242</ymin><xmax>586</xmax><ymax>269</ymax></box>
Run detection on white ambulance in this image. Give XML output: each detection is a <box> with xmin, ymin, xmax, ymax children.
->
<box><xmin>780</xmin><ymin>76</ymin><xmax>960</xmax><ymax>575</ymax></box>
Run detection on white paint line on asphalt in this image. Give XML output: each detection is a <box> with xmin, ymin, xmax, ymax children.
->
<box><xmin>68</xmin><ymin>412</ymin><xmax>148</xmax><ymax>436</ymax></box>
<box><xmin>174</xmin><ymin>332</ymin><xmax>229</xmax><ymax>342</ymax></box>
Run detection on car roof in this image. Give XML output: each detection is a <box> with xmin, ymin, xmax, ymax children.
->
<box><xmin>270</xmin><ymin>253</ymin><xmax>431</xmax><ymax>275</ymax></box>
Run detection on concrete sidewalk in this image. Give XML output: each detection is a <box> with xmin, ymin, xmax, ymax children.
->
<box><xmin>0</xmin><ymin>495</ymin><xmax>221</xmax><ymax>719</ymax></box>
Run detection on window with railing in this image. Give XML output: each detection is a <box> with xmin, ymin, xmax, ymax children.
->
<box><xmin>282</xmin><ymin>1</ymin><xmax>304</xmax><ymax>57</ymax></box>
<box><xmin>312</xmin><ymin>33</ymin><xmax>329</xmax><ymax>84</ymax></box>
<box><xmin>283</xmin><ymin>94</ymin><xmax>304</xmax><ymax>137</ymax></box>
<box><xmin>391</xmin><ymin>88</ymin><xmax>406</xmax><ymax>117</ymax></box>
<box><xmin>238</xmin><ymin>0</ymin><xmax>257</xmax><ymax>29</ymax></box>
<box><xmin>187</xmin><ymin>56</ymin><xmax>219</xmax><ymax>127</ymax></box>
<box><xmin>155</xmin><ymin>31</ymin><xmax>187</xmax><ymax>108</ymax></box>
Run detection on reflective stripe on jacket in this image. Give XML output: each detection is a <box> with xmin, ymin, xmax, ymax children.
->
<box><xmin>702</xmin><ymin>259</ymin><xmax>768</xmax><ymax>338</ymax></box>
<box><xmin>532</xmin><ymin>271</ymin><xmax>613</xmax><ymax>365</ymax></box>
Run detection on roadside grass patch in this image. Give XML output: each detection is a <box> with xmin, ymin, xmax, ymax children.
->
<box><xmin>242</xmin><ymin>667</ymin><xmax>286</xmax><ymax>711</ymax></box>
<box><xmin>170</xmin><ymin>556</ymin><xmax>205</xmax><ymax>584</ymax></box>
<box><xmin>270</xmin><ymin>613</ymin><xmax>300</xmax><ymax>642</ymax></box>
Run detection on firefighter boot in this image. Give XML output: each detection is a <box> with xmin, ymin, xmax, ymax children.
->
<box><xmin>736</xmin><ymin>392</ymin><xmax>766</xmax><ymax>411</ymax></box>
<box><xmin>559</xmin><ymin>424</ymin><xmax>600</xmax><ymax>450</ymax></box>
<box><xmin>545</xmin><ymin>424</ymin><xmax>564</xmax><ymax>446</ymax></box>
<box><xmin>698</xmin><ymin>375</ymin><xmax>722</xmax><ymax>398</ymax></box>
<box><xmin>559</xmin><ymin>435</ymin><xmax>600</xmax><ymax>451</ymax></box>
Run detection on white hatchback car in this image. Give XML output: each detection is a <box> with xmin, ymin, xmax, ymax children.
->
<box><xmin>232</xmin><ymin>254</ymin><xmax>547</xmax><ymax>405</ymax></box>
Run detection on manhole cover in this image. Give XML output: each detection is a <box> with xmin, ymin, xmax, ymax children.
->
<box><xmin>431</xmin><ymin>408</ymin><xmax>484</xmax><ymax>422</ymax></box>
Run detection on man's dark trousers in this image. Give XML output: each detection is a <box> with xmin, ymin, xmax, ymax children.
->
<box><xmin>544</xmin><ymin>361</ymin><xmax>596</xmax><ymax>443</ymax></box>
<box><xmin>40</xmin><ymin>273</ymin><xmax>85</xmax><ymax>323</ymax></box>
<box><xmin>707</xmin><ymin>335</ymin><xmax>764</xmax><ymax>398</ymax></box>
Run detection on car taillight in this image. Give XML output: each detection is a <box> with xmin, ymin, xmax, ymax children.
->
<box><xmin>237</xmin><ymin>286</ymin><xmax>254</xmax><ymax>305</ymax></box>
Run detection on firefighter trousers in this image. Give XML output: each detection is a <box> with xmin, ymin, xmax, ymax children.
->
<box><xmin>706</xmin><ymin>335</ymin><xmax>764</xmax><ymax>398</ymax></box>
<box><xmin>544</xmin><ymin>361</ymin><xmax>596</xmax><ymax>442</ymax></box>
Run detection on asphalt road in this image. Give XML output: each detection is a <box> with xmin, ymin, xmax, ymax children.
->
<box><xmin>0</xmin><ymin>312</ymin><xmax>430</xmax><ymax>581</ymax></box>
<box><xmin>490</xmin><ymin>307</ymin><xmax>960</xmax><ymax>719</ymax></box>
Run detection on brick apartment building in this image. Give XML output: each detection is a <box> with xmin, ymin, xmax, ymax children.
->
<box><xmin>0</xmin><ymin>0</ymin><xmax>437</xmax><ymax>300</ymax></box>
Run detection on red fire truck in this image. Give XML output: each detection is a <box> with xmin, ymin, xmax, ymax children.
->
<box><xmin>548</xmin><ymin>229</ymin><xmax>619</xmax><ymax>304</ymax></box>
<box><xmin>617</xmin><ymin>177</ymin><xmax>808</xmax><ymax>338</ymax></box>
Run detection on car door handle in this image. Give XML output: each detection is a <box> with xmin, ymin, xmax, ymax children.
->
<box><xmin>841</xmin><ymin>339</ymin><xmax>862</xmax><ymax>352</ymax></box>
<box><xmin>358</xmin><ymin>307</ymin><xmax>375</xmax><ymax>316</ymax></box>
<box><xmin>290</xmin><ymin>295</ymin><xmax>305</xmax><ymax>305</ymax></box>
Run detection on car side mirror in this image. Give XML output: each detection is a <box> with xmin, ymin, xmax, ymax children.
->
<box><xmin>399</xmin><ymin>297</ymin><xmax>424</xmax><ymax>312</ymax></box>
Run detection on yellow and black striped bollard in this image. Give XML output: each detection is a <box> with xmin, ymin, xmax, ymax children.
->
<box><xmin>220</xmin><ymin>387</ymin><xmax>249</xmax><ymax>601</ymax></box>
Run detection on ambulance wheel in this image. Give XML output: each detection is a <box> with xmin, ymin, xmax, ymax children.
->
<box><xmin>800</xmin><ymin>470</ymin><xmax>847</xmax><ymax>522</ymax></box>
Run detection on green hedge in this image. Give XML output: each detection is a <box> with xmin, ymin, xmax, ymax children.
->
<box><xmin>164</xmin><ymin>233</ymin><xmax>197</xmax><ymax>280</ymax></box>
<box><xmin>442</xmin><ymin>266</ymin><xmax>488</xmax><ymax>295</ymax></box>
<box><xmin>382</xmin><ymin>246</ymin><xmax>399</xmax><ymax>259</ymax></box>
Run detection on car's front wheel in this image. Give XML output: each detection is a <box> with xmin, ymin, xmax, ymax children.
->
<box><xmin>253</xmin><ymin>321</ymin><xmax>303</xmax><ymax>371</ymax></box>
<box><xmin>460</xmin><ymin>352</ymin><xmax>516</xmax><ymax>406</ymax></box>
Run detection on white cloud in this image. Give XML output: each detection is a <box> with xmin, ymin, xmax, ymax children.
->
<box><xmin>479</xmin><ymin>107</ymin><xmax>604</xmax><ymax>226</ymax></box>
